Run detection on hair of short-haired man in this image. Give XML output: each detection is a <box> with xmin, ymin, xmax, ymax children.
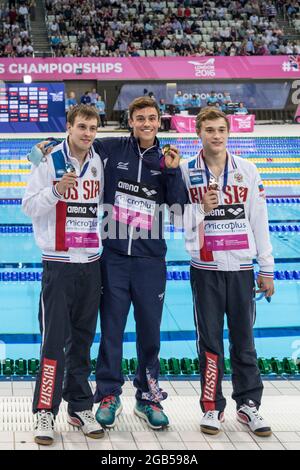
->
<box><xmin>67</xmin><ymin>104</ymin><xmax>100</xmax><ymax>127</ymax></box>
<box><xmin>128</xmin><ymin>96</ymin><xmax>161</xmax><ymax>120</ymax></box>
<box><xmin>196</xmin><ymin>106</ymin><xmax>230</xmax><ymax>133</ymax></box>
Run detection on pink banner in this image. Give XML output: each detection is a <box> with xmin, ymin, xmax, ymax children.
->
<box><xmin>171</xmin><ymin>115</ymin><xmax>196</xmax><ymax>132</ymax></box>
<box><xmin>229</xmin><ymin>114</ymin><xmax>255</xmax><ymax>132</ymax></box>
<box><xmin>171</xmin><ymin>114</ymin><xmax>255</xmax><ymax>133</ymax></box>
<box><xmin>0</xmin><ymin>56</ymin><xmax>299</xmax><ymax>80</ymax></box>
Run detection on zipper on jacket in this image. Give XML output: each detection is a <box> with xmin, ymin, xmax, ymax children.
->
<box><xmin>127</xmin><ymin>144</ymin><xmax>156</xmax><ymax>256</ymax></box>
<box><xmin>217</xmin><ymin>181</ymin><xmax>228</xmax><ymax>270</ymax></box>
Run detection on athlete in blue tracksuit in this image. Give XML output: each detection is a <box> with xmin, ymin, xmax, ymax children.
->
<box><xmin>93</xmin><ymin>98</ymin><xmax>188</xmax><ymax>429</ymax></box>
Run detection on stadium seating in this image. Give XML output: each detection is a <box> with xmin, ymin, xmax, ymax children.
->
<box><xmin>0</xmin><ymin>1</ymin><xmax>33</xmax><ymax>58</ymax></box>
<box><xmin>44</xmin><ymin>0</ymin><xmax>300</xmax><ymax>57</ymax></box>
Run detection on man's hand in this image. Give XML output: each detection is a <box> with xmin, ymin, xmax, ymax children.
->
<box><xmin>202</xmin><ymin>189</ymin><xmax>219</xmax><ymax>214</ymax></box>
<box><xmin>56</xmin><ymin>172</ymin><xmax>77</xmax><ymax>195</ymax></box>
<box><xmin>256</xmin><ymin>275</ymin><xmax>275</xmax><ymax>298</ymax></box>
<box><xmin>164</xmin><ymin>145</ymin><xmax>181</xmax><ymax>169</ymax></box>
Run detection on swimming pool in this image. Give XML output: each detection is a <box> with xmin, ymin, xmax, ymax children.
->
<box><xmin>0</xmin><ymin>136</ymin><xmax>299</xmax><ymax>364</ymax></box>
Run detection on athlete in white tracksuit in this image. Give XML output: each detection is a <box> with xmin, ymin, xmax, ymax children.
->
<box><xmin>22</xmin><ymin>106</ymin><xmax>104</xmax><ymax>444</ymax></box>
<box><xmin>179</xmin><ymin>107</ymin><xmax>274</xmax><ymax>436</ymax></box>
<box><xmin>182</xmin><ymin>150</ymin><xmax>274</xmax><ymax>276</ymax></box>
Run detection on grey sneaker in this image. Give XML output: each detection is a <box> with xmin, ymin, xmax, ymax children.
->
<box><xmin>200</xmin><ymin>410</ymin><xmax>225</xmax><ymax>435</ymax></box>
<box><xmin>67</xmin><ymin>409</ymin><xmax>105</xmax><ymax>438</ymax></box>
<box><xmin>34</xmin><ymin>410</ymin><xmax>55</xmax><ymax>445</ymax></box>
<box><xmin>237</xmin><ymin>401</ymin><xmax>272</xmax><ymax>437</ymax></box>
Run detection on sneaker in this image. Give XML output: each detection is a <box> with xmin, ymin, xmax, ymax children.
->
<box><xmin>95</xmin><ymin>395</ymin><xmax>122</xmax><ymax>428</ymax></box>
<box><xmin>67</xmin><ymin>410</ymin><xmax>105</xmax><ymax>439</ymax></box>
<box><xmin>237</xmin><ymin>401</ymin><xmax>272</xmax><ymax>437</ymax></box>
<box><xmin>200</xmin><ymin>410</ymin><xmax>225</xmax><ymax>435</ymax></box>
<box><xmin>134</xmin><ymin>402</ymin><xmax>169</xmax><ymax>430</ymax></box>
<box><xmin>34</xmin><ymin>410</ymin><xmax>55</xmax><ymax>446</ymax></box>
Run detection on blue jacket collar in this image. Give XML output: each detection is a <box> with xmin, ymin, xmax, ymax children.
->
<box><xmin>130</xmin><ymin>134</ymin><xmax>163</xmax><ymax>171</ymax></box>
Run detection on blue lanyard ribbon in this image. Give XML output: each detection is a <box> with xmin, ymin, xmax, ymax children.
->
<box><xmin>63</xmin><ymin>140</ymin><xmax>90</xmax><ymax>178</ymax></box>
<box><xmin>203</xmin><ymin>152</ymin><xmax>229</xmax><ymax>193</ymax></box>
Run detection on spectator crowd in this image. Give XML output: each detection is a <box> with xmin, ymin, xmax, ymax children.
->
<box><xmin>0</xmin><ymin>1</ymin><xmax>34</xmax><ymax>57</ymax></box>
<box><xmin>65</xmin><ymin>88</ymin><xmax>107</xmax><ymax>127</ymax></box>
<box><xmin>45</xmin><ymin>0</ymin><xmax>300</xmax><ymax>57</ymax></box>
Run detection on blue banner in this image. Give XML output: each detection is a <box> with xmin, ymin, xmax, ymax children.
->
<box><xmin>114</xmin><ymin>82</ymin><xmax>291</xmax><ymax>110</ymax></box>
<box><xmin>0</xmin><ymin>82</ymin><xmax>66</xmax><ymax>132</ymax></box>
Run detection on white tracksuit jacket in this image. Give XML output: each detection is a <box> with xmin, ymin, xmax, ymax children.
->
<box><xmin>179</xmin><ymin>151</ymin><xmax>274</xmax><ymax>277</ymax></box>
<box><xmin>22</xmin><ymin>140</ymin><xmax>104</xmax><ymax>263</ymax></box>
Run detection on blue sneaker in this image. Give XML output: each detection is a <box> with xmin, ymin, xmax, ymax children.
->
<box><xmin>95</xmin><ymin>395</ymin><xmax>122</xmax><ymax>428</ymax></box>
<box><xmin>134</xmin><ymin>402</ymin><xmax>169</xmax><ymax>430</ymax></box>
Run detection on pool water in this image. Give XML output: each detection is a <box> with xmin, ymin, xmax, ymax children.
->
<box><xmin>0</xmin><ymin>136</ymin><xmax>300</xmax><ymax>362</ymax></box>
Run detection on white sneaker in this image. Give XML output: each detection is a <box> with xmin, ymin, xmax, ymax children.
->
<box><xmin>200</xmin><ymin>410</ymin><xmax>225</xmax><ymax>435</ymax></box>
<box><xmin>237</xmin><ymin>401</ymin><xmax>272</xmax><ymax>437</ymax></box>
<box><xmin>67</xmin><ymin>409</ymin><xmax>105</xmax><ymax>439</ymax></box>
<box><xmin>34</xmin><ymin>410</ymin><xmax>55</xmax><ymax>445</ymax></box>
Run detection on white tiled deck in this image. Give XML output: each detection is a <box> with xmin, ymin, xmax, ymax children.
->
<box><xmin>0</xmin><ymin>379</ymin><xmax>300</xmax><ymax>450</ymax></box>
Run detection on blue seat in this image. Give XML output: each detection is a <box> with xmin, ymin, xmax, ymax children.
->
<box><xmin>18</xmin><ymin>272</ymin><xmax>28</xmax><ymax>281</ymax></box>
<box><xmin>173</xmin><ymin>271</ymin><xmax>182</xmax><ymax>280</ymax></box>
<box><xmin>182</xmin><ymin>271</ymin><xmax>190</xmax><ymax>280</ymax></box>
<box><xmin>27</xmin><ymin>272</ymin><xmax>36</xmax><ymax>281</ymax></box>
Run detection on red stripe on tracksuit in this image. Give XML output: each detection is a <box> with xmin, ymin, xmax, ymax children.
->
<box><xmin>202</xmin><ymin>352</ymin><xmax>218</xmax><ymax>411</ymax></box>
<box><xmin>197</xmin><ymin>221</ymin><xmax>214</xmax><ymax>262</ymax></box>
<box><xmin>37</xmin><ymin>358</ymin><xmax>57</xmax><ymax>410</ymax></box>
<box><xmin>200</xmin><ymin>241</ymin><xmax>214</xmax><ymax>262</ymax></box>
<box><xmin>55</xmin><ymin>201</ymin><xmax>68</xmax><ymax>251</ymax></box>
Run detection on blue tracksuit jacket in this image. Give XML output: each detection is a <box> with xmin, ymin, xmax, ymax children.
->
<box><xmin>93</xmin><ymin>134</ymin><xmax>188</xmax><ymax>258</ymax></box>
